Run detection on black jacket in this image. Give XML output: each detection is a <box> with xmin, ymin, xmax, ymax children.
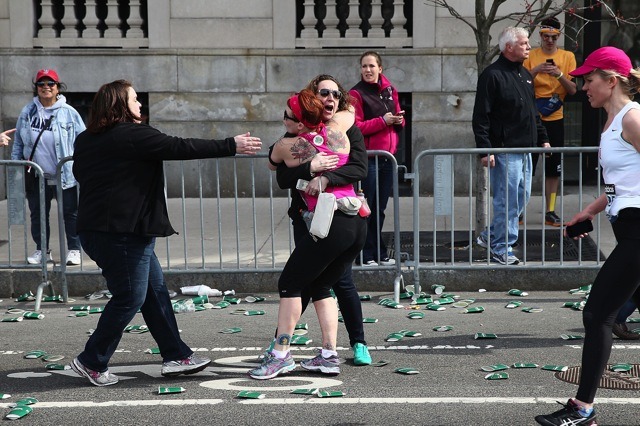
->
<box><xmin>275</xmin><ymin>124</ymin><xmax>367</xmax><ymax>218</ymax></box>
<box><xmin>73</xmin><ymin>122</ymin><xmax>236</xmax><ymax>237</ymax></box>
<box><xmin>473</xmin><ymin>54</ymin><xmax>549</xmax><ymax>151</ymax></box>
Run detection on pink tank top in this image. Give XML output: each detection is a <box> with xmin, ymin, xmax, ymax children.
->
<box><xmin>298</xmin><ymin>128</ymin><xmax>356</xmax><ymax>212</ymax></box>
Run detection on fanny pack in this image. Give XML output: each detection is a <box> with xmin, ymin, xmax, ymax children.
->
<box><xmin>535</xmin><ymin>96</ymin><xmax>563</xmax><ymax>117</ymax></box>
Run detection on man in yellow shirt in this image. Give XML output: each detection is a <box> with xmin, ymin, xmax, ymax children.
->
<box><xmin>524</xmin><ymin>17</ymin><xmax>577</xmax><ymax>227</ymax></box>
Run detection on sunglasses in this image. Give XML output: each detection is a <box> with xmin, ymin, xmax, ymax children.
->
<box><xmin>318</xmin><ymin>88</ymin><xmax>342</xmax><ymax>99</ymax></box>
<box><xmin>36</xmin><ymin>81</ymin><xmax>57</xmax><ymax>88</ymax></box>
<box><xmin>283</xmin><ymin>110</ymin><xmax>299</xmax><ymax>123</ymax></box>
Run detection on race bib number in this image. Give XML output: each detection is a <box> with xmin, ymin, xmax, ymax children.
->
<box><xmin>604</xmin><ymin>183</ymin><xmax>616</xmax><ymax>209</ymax></box>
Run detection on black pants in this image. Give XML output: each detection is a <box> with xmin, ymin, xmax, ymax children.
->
<box><xmin>291</xmin><ymin>213</ymin><xmax>367</xmax><ymax>346</ymax></box>
<box><xmin>577</xmin><ymin>208</ymin><xmax>640</xmax><ymax>403</ymax></box>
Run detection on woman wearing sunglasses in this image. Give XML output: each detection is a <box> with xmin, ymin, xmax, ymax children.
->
<box><xmin>268</xmin><ymin>75</ymin><xmax>372</xmax><ymax>368</ymax></box>
<box><xmin>349</xmin><ymin>51</ymin><xmax>404</xmax><ymax>267</ymax></box>
<box><xmin>250</xmin><ymin>89</ymin><xmax>366</xmax><ymax>379</ymax></box>
<box><xmin>11</xmin><ymin>68</ymin><xmax>86</xmax><ymax>267</ymax></box>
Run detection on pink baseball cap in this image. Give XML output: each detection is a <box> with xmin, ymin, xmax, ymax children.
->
<box><xmin>35</xmin><ymin>69</ymin><xmax>60</xmax><ymax>82</ymax></box>
<box><xmin>569</xmin><ymin>46</ymin><xmax>632</xmax><ymax>77</ymax></box>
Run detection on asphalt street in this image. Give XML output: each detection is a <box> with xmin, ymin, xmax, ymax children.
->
<box><xmin>1</xmin><ymin>290</ymin><xmax>639</xmax><ymax>425</ymax></box>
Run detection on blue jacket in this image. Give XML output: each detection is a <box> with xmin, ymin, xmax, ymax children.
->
<box><xmin>12</xmin><ymin>95</ymin><xmax>86</xmax><ymax>189</ymax></box>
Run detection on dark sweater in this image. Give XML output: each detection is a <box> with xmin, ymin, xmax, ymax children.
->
<box><xmin>73</xmin><ymin>122</ymin><xmax>236</xmax><ymax>237</ymax></box>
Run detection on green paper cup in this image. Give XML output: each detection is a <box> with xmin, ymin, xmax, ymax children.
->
<box><xmin>220</xmin><ymin>327</ymin><xmax>242</xmax><ymax>334</ymax></box>
<box><xmin>237</xmin><ymin>390</ymin><xmax>265</xmax><ymax>399</ymax></box>
<box><xmin>425</xmin><ymin>303</ymin><xmax>445</xmax><ymax>311</ymax></box>
<box><xmin>22</xmin><ymin>311</ymin><xmax>44</xmax><ymax>319</ymax></box>
<box><xmin>411</xmin><ymin>297</ymin><xmax>433</xmax><ymax>305</ymax></box>
<box><xmin>290</xmin><ymin>335</ymin><xmax>312</xmax><ymax>345</ymax></box>
<box><xmin>560</xmin><ymin>334</ymin><xmax>583</xmax><ymax>340</ymax></box>
<box><xmin>433</xmin><ymin>325</ymin><xmax>453</xmax><ymax>332</ymax></box>
<box><xmin>42</xmin><ymin>354</ymin><xmax>64</xmax><ymax>362</ymax></box>
<box><xmin>461</xmin><ymin>306</ymin><xmax>485</xmax><ymax>314</ymax></box>
<box><xmin>512</xmin><ymin>362</ymin><xmax>538</xmax><ymax>368</ymax></box>
<box><xmin>508</xmin><ymin>289</ymin><xmax>528</xmax><ymax>297</ymax></box>
<box><xmin>610</xmin><ymin>363</ymin><xmax>632</xmax><ymax>372</ymax></box>
<box><xmin>395</xmin><ymin>367</ymin><xmax>419</xmax><ymax>375</ymax></box>
<box><xmin>407</xmin><ymin>311</ymin><xmax>425</xmax><ymax>319</ymax></box>
<box><xmin>386</xmin><ymin>332</ymin><xmax>404</xmax><ymax>342</ymax></box>
<box><xmin>291</xmin><ymin>388</ymin><xmax>319</xmax><ymax>395</ymax></box>
<box><xmin>317</xmin><ymin>390</ymin><xmax>345</xmax><ymax>398</ymax></box>
<box><xmin>359</xmin><ymin>294</ymin><xmax>371</xmax><ymax>301</ymax></box>
<box><xmin>1</xmin><ymin>394</ymin><xmax>11</xmax><ymax>399</ymax></box>
<box><xmin>212</xmin><ymin>301</ymin><xmax>230</xmax><ymax>309</ymax></box>
<box><xmin>24</xmin><ymin>350</ymin><xmax>47</xmax><ymax>359</ymax></box>
<box><xmin>480</xmin><ymin>364</ymin><xmax>509</xmax><ymax>372</ymax></box>
<box><xmin>69</xmin><ymin>305</ymin><xmax>91</xmax><ymax>311</ymax></box>
<box><xmin>244</xmin><ymin>310</ymin><xmax>265</xmax><ymax>316</ymax></box>
<box><xmin>158</xmin><ymin>386</ymin><xmax>185</xmax><ymax>394</ymax></box>
<box><xmin>1</xmin><ymin>317</ymin><xmax>23</xmax><ymax>322</ymax></box>
<box><xmin>431</xmin><ymin>284</ymin><xmax>445</xmax><ymax>295</ymax></box>
<box><xmin>541</xmin><ymin>365</ymin><xmax>568</xmax><ymax>372</ymax></box>
<box><xmin>42</xmin><ymin>295</ymin><xmax>63</xmax><ymax>302</ymax></box>
<box><xmin>5</xmin><ymin>405</ymin><xmax>32</xmax><ymax>420</ymax></box>
<box><xmin>505</xmin><ymin>301</ymin><xmax>523</xmax><ymax>309</ymax></box>
<box><xmin>399</xmin><ymin>291</ymin><xmax>414</xmax><ymax>299</ymax></box>
<box><xmin>474</xmin><ymin>333</ymin><xmax>497</xmax><ymax>339</ymax></box>
<box><xmin>484</xmin><ymin>372</ymin><xmax>509</xmax><ymax>380</ymax></box>
<box><xmin>45</xmin><ymin>363</ymin><xmax>69</xmax><ymax>370</ymax></box>
<box><xmin>362</xmin><ymin>317</ymin><xmax>378</xmax><ymax>323</ymax></box>
<box><xmin>522</xmin><ymin>307</ymin><xmax>544</xmax><ymax>313</ymax></box>
<box><xmin>245</xmin><ymin>296</ymin><xmax>265</xmax><ymax>303</ymax></box>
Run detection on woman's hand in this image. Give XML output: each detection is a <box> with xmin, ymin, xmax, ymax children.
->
<box><xmin>310</xmin><ymin>152</ymin><xmax>339</xmax><ymax>173</ymax></box>
<box><xmin>305</xmin><ymin>176</ymin><xmax>329</xmax><ymax>197</ymax></box>
<box><xmin>0</xmin><ymin>128</ymin><xmax>16</xmax><ymax>146</ymax></box>
<box><xmin>233</xmin><ymin>132</ymin><xmax>262</xmax><ymax>155</ymax></box>
<box><xmin>564</xmin><ymin>211</ymin><xmax>594</xmax><ymax>239</ymax></box>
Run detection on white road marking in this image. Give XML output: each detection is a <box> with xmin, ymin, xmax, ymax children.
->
<box><xmin>201</xmin><ymin>377</ymin><xmax>342</xmax><ymax>391</ymax></box>
<box><xmin>1</xmin><ymin>397</ymin><xmax>639</xmax><ymax>409</ymax></box>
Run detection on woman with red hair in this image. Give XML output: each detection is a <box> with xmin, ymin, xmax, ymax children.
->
<box><xmin>249</xmin><ymin>89</ymin><xmax>366</xmax><ymax>379</ymax></box>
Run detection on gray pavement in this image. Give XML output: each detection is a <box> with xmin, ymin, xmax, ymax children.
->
<box><xmin>0</xmin><ymin>290</ymin><xmax>638</xmax><ymax>425</ymax></box>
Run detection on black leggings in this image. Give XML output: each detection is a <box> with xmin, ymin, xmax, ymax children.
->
<box><xmin>292</xmin><ymin>213</ymin><xmax>367</xmax><ymax>346</ymax></box>
<box><xmin>577</xmin><ymin>209</ymin><xmax>640</xmax><ymax>403</ymax></box>
<box><xmin>278</xmin><ymin>212</ymin><xmax>366</xmax><ymax>301</ymax></box>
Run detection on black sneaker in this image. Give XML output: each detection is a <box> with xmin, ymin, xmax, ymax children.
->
<box><xmin>535</xmin><ymin>399</ymin><xmax>597</xmax><ymax>425</ymax></box>
<box><xmin>545</xmin><ymin>211</ymin><xmax>563</xmax><ymax>227</ymax></box>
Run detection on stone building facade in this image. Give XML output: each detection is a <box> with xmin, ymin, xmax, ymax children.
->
<box><xmin>0</xmin><ymin>1</ymin><xmax>559</xmax><ymax>197</ymax></box>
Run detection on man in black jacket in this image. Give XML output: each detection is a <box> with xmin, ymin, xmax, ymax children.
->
<box><xmin>273</xmin><ymin>74</ymin><xmax>372</xmax><ymax>366</ymax></box>
<box><xmin>472</xmin><ymin>27</ymin><xmax>550</xmax><ymax>265</ymax></box>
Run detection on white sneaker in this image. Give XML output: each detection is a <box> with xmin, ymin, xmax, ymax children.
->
<box><xmin>66</xmin><ymin>250</ymin><xmax>81</xmax><ymax>266</ymax></box>
<box><xmin>362</xmin><ymin>260</ymin><xmax>378</xmax><ymax>267</ymax></box>
<box><xmin>27</xmin><ymin>250</ymin><xmax>52</xmax><ymax>265</ymax></box>
<box><xmin>379</xmin><ymin>257</ymin><xmax>396</xmax><ymax>266</ymax></box>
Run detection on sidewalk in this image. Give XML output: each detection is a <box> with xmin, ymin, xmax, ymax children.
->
<box><xmin>0</xmin><ymin>185</ymin><xmax>613</xmax><ymax>297</ymax></box>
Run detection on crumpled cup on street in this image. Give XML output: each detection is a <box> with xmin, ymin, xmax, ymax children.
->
<box><xmin>180</xmin><ymin>285</ymin><xmax>222</xmax><ymax>297</ymax></box>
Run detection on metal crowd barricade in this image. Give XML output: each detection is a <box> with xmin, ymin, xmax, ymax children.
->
<box><xmin>408</xmin><ymin>146</ymin><xmax>602</xmax><ymax>294</ymax></box>
<box><xmin>1</xmin><ymin>160</ymin><xmax>54</xmax><ymax>311</ymax></box>
<box><xmin>54</xmin><ymin>152</ymin><xmax>406</xmax><ymax>303</ymax></box>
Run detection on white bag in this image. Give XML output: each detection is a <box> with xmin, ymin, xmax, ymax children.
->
<box><xmin>309</xmin><ymin>192</ymin><xmax>336</xmax><ymax>240</ymax></box>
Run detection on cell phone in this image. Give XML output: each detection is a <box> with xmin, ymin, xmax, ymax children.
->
<box><xmin>296</xmin><ymin>179</ymin><xmax>309</xmax><ymax>191</ymax></box>
<box><xmin>566</xmin><ymin>220</ymin><xmax>593</xmax><ymax>238</ymax></box>
<box><xmin>546</xmin><ymin>59</ymin><xmax>555</xmax><ymax>65</ymax></box>
<box><xmin>397</xmin><ymin>110</ymin><xmax>405</xmax><ymax>116</ymax></box>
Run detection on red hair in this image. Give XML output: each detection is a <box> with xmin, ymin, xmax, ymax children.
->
<box><xmin>287</xmin><ymin>89</ymin><xmax>324</xmax><ymax>131</ymax></box>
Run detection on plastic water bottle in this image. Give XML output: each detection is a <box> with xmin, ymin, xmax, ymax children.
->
<box><xmin>357</xmin><ymin>190</ymin><xmax>371</xmax><ymax>217</ymax></box>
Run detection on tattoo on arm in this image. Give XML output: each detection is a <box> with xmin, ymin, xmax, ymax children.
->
<box><xmin>326</xmin><ymin>128</ymin><xmax>347</xmax><ymax>151</ymax></box>
<box><xmin>290</xmin><ymin>137</ymin><xmax>316</xmax><ymax>164</ymax></box>
<box><xmin>277</xmin><ymin>334</ymin><xmax>291</xmax><ymax>346</ymax></box>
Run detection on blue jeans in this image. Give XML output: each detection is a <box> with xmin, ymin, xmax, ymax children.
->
<box><xmin>26</xmin><ymin>183</ymin><xmax>80</xmax><ymax>251</ymax></box>
<box><xmin>616</xmin><ymin>299</ymin><xmax>638</xmax><ymax>324</ymax></box>
<box><xmin>481</xmin><ymin>153</ymin><xmax>532</xmax><ymax>256</ymax></box>
<box><xmin>77</xmin><ymin>231</ymin><xmax>192</xmax><ymax>372</ymax></box>
<box><xmin>361</xmin><ymin>157</ymin><xmax>394</xmax><ymax>262</ymax></box>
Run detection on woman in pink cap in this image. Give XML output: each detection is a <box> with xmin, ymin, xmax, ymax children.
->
<box><xmin>11</xmin><ymin>69</ymin><xmax>86</xmax><ymax>266</ymax></box>
<box><xmin>535</xmin><ymin>46</ymin><xmax>640</xmax><ymax>426</ymax></box>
